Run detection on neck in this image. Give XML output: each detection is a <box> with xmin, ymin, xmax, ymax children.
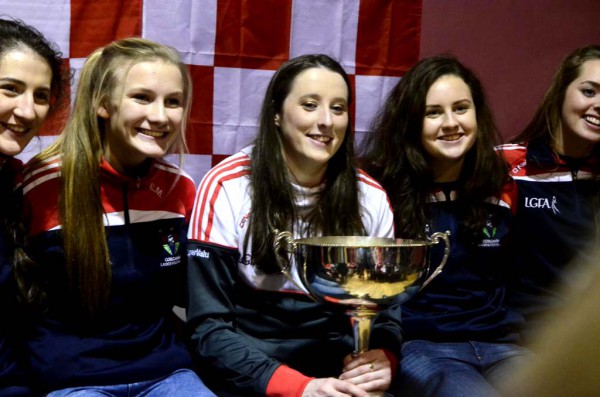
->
<box><xmin>431</xmin><ymin>159</ymin><xmax>464</xmax><ymax>183</ymax></box>
<box><xmin>105</xmin><ymin>155</ymin><xmax>151</xmax><ymax>177</ymax></box>
<box><xmin>286</xmin><ymin>162</ymin><xmax>326</xmax><ymax>188</ymax></box>
<box><xmin>552</xmin><ymin>128</ymin><xmax>594</xmax><ymax>158</ymax></box>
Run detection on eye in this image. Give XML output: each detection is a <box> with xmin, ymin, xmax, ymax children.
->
<box><xmin>581</xmin><ymin>88</ymin><xmax>597</xmax><ymax>98</ymax></box>
<box><xmin>302</xmin><ymin>102</ymin><xmax>318</xmax><ymax>111</ymax></box>
<box><xmin>331</xmin><ymin>103</ymin><xmax>347</xmax><ymax>115</ymax></box>
<box><xmin>34</xmin><ymin>90</ymin><xmax>51</xmax><ymax>105</ymax></box>
<box><xmin>131</xmin><ymin>93</ymin><xmax>150</xmax><ymax>103</ymax></box>
<box><xmin>425</xmin><ymin>108</ymin><xmax>441</xmax><ymax>118</ymax></box>
<box><xmin>0</xmin><ymin>83</ymin><xmax>20</xmax><ymax>95</ymax></box>
<box><xmin>454</xmin><ymin>104</ymin><xmax>470</xmax><ymax>114</ymax></box>
<box><xmin>165</xmin><ymin>96</ymin><xmax>183</xmax><ymax>108</ymax></box>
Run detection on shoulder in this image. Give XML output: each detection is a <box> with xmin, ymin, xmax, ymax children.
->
<box><xmin>22</xmin><ymin>155</ymin><xmax>61</xmax><ymax>196</ymax></box>
<box><xmin>356</xmin><ymin>168</ymin><xmax>386</xmax><ymax>192</ymax></box>
<box><xmin>487</xmin><ymin>180</ymin><xmax>518</xmax><ymax>215</ymax></box>
<box><xmin>153</xmin><ymin>158</ymin><xmax>196</xmax><ymax>191</ymax></box>
<box><xmin>197</xmin><ymin>151</ymin><xmax>252</xmax><ymax>196</ymax></box>
<box><xmin>495</xmin><ymin>143</ymin><xmax>527</xmax><ymax>176</ymax></box>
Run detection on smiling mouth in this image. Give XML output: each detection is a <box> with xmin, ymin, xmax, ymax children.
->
<box><xmin>138</xmin><ymin>128</ymin><xmax>168</xmax><ymax>138</ymax></box>
<box><xmin>1</xmin><ymin>122</ymin><xmax>30</xmax><ymax>136</ymax></box>
<box><xmin>438</xmin><ymin>133</ymin><xmax>463</xmax><ymax>142</ymax></box>
<box><xmin>583</xmin><ymin>115</ymin><xmax>600</xmax><ymax>127</ymax></box>
<box><xmin>307</xmin><ymin>134</ymin><xmax>332</xmax><ymax>144</ymax></box>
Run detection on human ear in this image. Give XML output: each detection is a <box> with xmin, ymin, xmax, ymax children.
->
<box><xmin>97</xmin><ymin>105</ymin><xmax>110</xmax><ymax>119</ymax></box>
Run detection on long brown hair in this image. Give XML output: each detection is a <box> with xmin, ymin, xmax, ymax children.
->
<box><xmin>361</xmin><ymin>56</ymin><xmax>508</xmax><ymax>238</ymax></box>
<box><xmin>511</xmin><ymin>44</ymin><xmax>600</xmax><ymax>173</ymax></box>
<box><xmin>246</xmin><ymin>54</ymin><xmax>365</xmax><ymax>273</ymax></box>
<box><xmin>28</xmin><ymin>38</ymin><xmax>192</xmax><ymax>314</ymax></box>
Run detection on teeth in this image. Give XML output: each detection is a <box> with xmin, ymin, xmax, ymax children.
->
<box><xmin>308</xmin><ymin>135</ymin><xmax>332</xmax><ymax>143</ymax></box>
<box><xmin>1</xmin><ymin>123</ymin><xmax>29</xmax><ymax>134</ymax></box>
<box><xmin>439</xmin><ymin>134</ymin><xmax>462</xmax><ymax>142</ymax></box>
<box><xmin>584</xmin><ymin>115</ymin><xmax>600</xmax><ymax>126</ymax></box>
<box><xmin>139</xmin><ymin>128</ymin><xmax>167</xmax><ymax>138</ymax></box>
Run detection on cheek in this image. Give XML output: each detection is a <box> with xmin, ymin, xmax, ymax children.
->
<box><xmin>35</xmin><ymin>105</ymin><xmax>51</xmax><ymax>123</ymax></box>
<box><xmin>283</xmin><ymin>111</ymin><xmax>313</xmax><ymax>132</ymax></box>
<box><xmin>169</xmin><ymin>110</ymin><xmax>184</xmax><ymax>129</ymax></box>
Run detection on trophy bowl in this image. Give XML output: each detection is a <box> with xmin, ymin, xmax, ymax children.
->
<box><xmin>273</xmin><ymin>231</ymin><xmax>450</xmax><ymax>355</ymax></box>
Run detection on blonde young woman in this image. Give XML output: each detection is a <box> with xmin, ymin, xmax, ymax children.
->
<box><xmin>20</xmin><ymin>38</ymin><xmax>215</xmax><ymax>396</ymax></box>
<box><xmin>0</xmin><ymin>17</ymin><xmax>64</xmax><ymax>397</ymax></box>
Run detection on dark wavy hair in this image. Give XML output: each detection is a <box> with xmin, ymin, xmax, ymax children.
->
<box><xmin>246</xmin><ymin>54</ymin><xmax>365</xmax><ymax>273</ymax></box>
<box><xmin>0</xmin><ymin>18</ymin><xmax>65</xmax><ymax>305</ymax></box>
<box><xmin>361</xmin><ymin>55</ymin><xmax>508</xmax><ymax>238</ymax></box>
<box><xmin>0</xmin><ymin>17</ymin><xmax>66</xmax><ymax>116</ymax></box>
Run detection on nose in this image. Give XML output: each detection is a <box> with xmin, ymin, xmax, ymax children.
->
<box><xmin>318</xmin><ymin>108</ymin><xmax>333</xmax><ymax>129</ymax></box>
<box><xmin>441</xmin><ymin>111</ymin><xmax>459</xmax><ymax>130</ymax></box>
<box><xmin>13</xmin><ymin>93</ymin><xmax>36</xmax><ymax>122</ymax></box>
<box><xmin>148</xmin><ymin>101</ymin><xmax>168</xmax><ymax>125</ymax></box>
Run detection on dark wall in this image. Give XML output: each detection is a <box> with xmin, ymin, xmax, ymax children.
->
<box><xmin>420</xmin><ymin>0</ymin><xmax>600</xmax><ymax>140</ymax></box>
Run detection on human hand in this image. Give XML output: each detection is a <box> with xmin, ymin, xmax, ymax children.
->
<box><xmin>338</xmin><ymin>349</ymin><xmax>392</xmax><ymax>393</ymax></box>
<box><xmin>302</xmin><ymin>377</ymin><xmax>370</xmax><ymax>397</ymax></box>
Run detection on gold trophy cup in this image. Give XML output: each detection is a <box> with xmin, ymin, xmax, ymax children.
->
<box><xmin>273</xmin><ymin>232</ymin><xmax>451</xmax><ymax>355</ymax></box>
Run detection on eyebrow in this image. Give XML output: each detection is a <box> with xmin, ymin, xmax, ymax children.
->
<box><xmin>0</xmin><ymin>77</ymin><xmax>51</xmax><ymax>92</ymax></box>
<box><xmin>425</xmin><ymin>99</ymin><xmax>472</xmax><ymax>107</ymax></box>
<box><xmin>0</xmin><ymin>77</ymin><xmax>24</xmax><ymax>85</ymax></box>
<box><xmin>580</xmin><ymin>81</ymin><xmax>600</xmax><ymax>88</ymax></box>
<box><xmin>298</xmin><ymin>93</ymin><xmax>348</xmax><ymax>102</ymax></box>
<box><xmin>126</xmin><ymin>87</ymin><xmax>184</xmax><ymax>95</ymax></box>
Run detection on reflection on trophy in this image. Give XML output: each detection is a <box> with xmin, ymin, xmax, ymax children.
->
<box><xmin>273</xmin><ymin>232</ymin><xmax>450</xmax><ymax>356</ymax></box>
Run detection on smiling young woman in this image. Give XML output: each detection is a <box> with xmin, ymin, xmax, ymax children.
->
<box><xmin>0</xmin><ymin>17</ymin><xmax>64</xmax><ymax>397</ymax></box>
<box><xmin>19</xmin><ymin>38</ymin><xmax>215</xmax><ymax>396</ymax></box>
<box><xmin>497</xmin><ymin>45</ymin><xmax>600</xmax><ymax>341</ymax></box>
<box><xmin>186</xmin><ymin>54</ymin><xmax>402</xmax><ymax>397</ymax></box>
<box><xmin>361</xmin><ymin>56</ymin><xmax>531</xmax><ymax>397</ymax></box>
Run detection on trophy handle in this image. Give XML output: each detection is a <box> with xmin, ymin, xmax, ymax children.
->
<box><xmin>272</xmin><ymin>229</ymin><xmax>314</xmax><ymax>297</ymax></box>
<box><xmin>273</xmin><ymin>229</ymin><xmax>295</xmax><ymax>275</ymax></box>
<box><xmin>420</xmin><ymin>230</ymin><xmax>451</xmax><ymax>289</ymax></box>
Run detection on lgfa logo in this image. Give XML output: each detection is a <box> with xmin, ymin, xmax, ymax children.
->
<box><xmin>524</xmin><ymin>195</ymin><xmax>560</xmax><ymax>215</ymax></box>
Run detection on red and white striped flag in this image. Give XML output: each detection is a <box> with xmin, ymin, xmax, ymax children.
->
<box><xmin>3</xmin><ymin>0</ymin><xmax>421</xmax><ymax>184</ymax></box>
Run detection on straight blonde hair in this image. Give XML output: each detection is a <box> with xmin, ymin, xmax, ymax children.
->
<box><xmin>30</xmin><ymin>38</ymin><xmax>192</xmax><ymax>314</ymax></box>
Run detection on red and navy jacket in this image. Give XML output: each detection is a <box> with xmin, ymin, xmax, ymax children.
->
<box><xmin>0</xmin><ymin>157</ymin><xmax>33</xmax><ymax>396</ymax></box>
<box><xmin>186</xmin><ymin>148</ymin><xmax>401</xmax><ymax>397</ymax></box>
<box><xmin>22</xmin><ymin>156</ymin><xmax>196</xmax><ymax>391</ymax></box>
<box><xmin>498</xmin><ymin>139</ymin><xmax>599</xmax><ymax>335</ymax></box>
<box><xmin>400</xmin><ymin>181</ymin><xmax>524</xmax><ymax>343</ymax></box>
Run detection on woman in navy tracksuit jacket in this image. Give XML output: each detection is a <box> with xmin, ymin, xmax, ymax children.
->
<box><xmin>497</xmin><ymin>45</ymin><xmax>600</xmax><ymax>340</ymax></box>
<box><xmin>362</xmin><ymin>56</ymin><xmax>530</xmax><ymax>397</ymax></box>
<box><xmin>0</xmin><ymin>18</ymin><xmax>64</xmax><ymax>396</ymax></box>
<box><xmin>19</xmin><ymin>38</ymin><xmax>214</xmax><ymax>396</ymax></box>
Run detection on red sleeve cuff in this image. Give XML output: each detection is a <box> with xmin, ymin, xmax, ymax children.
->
<box><xmin>266</xmin><ymin>365</ymin><xmax>314</xmax><ymax>397</ymax></box>
<box><xmin>382</xmin><ymin>349</ymin><xmax>398</xmax><ymax>379</ymax></box>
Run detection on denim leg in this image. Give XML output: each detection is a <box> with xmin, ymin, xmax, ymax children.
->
<box><xmin>399</xmin><ymin>340</ymin><xmax>501</xmax><ymax>397</ymax></box>
<box><xmin>135</xmin><ymin>369</ymin><xmax>217</xmax><ymax>397</ymax></box>
<box><xmin>474</xmin><ymin>342</ymin><xmax>535</xmax><ymax>387</ymax></box>
<box><xmin>46</xmin><ymin>385</ymin><xmax>120</xmax><ymax>396</ymax></box>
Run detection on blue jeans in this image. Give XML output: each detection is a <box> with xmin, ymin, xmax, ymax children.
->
<box><xmin>399</xmin><ymin>340</ymin><xmax>533</xmax><ymax>397</ymax></box>
<box><xmin>46</xmin><ymin>369</ymin><xmax>216</xmax><ymax>397</ymax></box>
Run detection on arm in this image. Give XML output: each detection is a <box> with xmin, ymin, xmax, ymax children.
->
<box><xmin>187</xmin><ymin>240</ymin><xmax>312</xmax><ymax>396</ymax></box>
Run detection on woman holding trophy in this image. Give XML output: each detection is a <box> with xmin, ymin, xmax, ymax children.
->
<box><xmin>187</xmin><ymin>54</ymin><xmax>402</xmax><ymax>397</ymax></box>
<box><xmin>361</xmin><ymin>56</ymin><xmax>531</xmax><ymax>397</ymax></box>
